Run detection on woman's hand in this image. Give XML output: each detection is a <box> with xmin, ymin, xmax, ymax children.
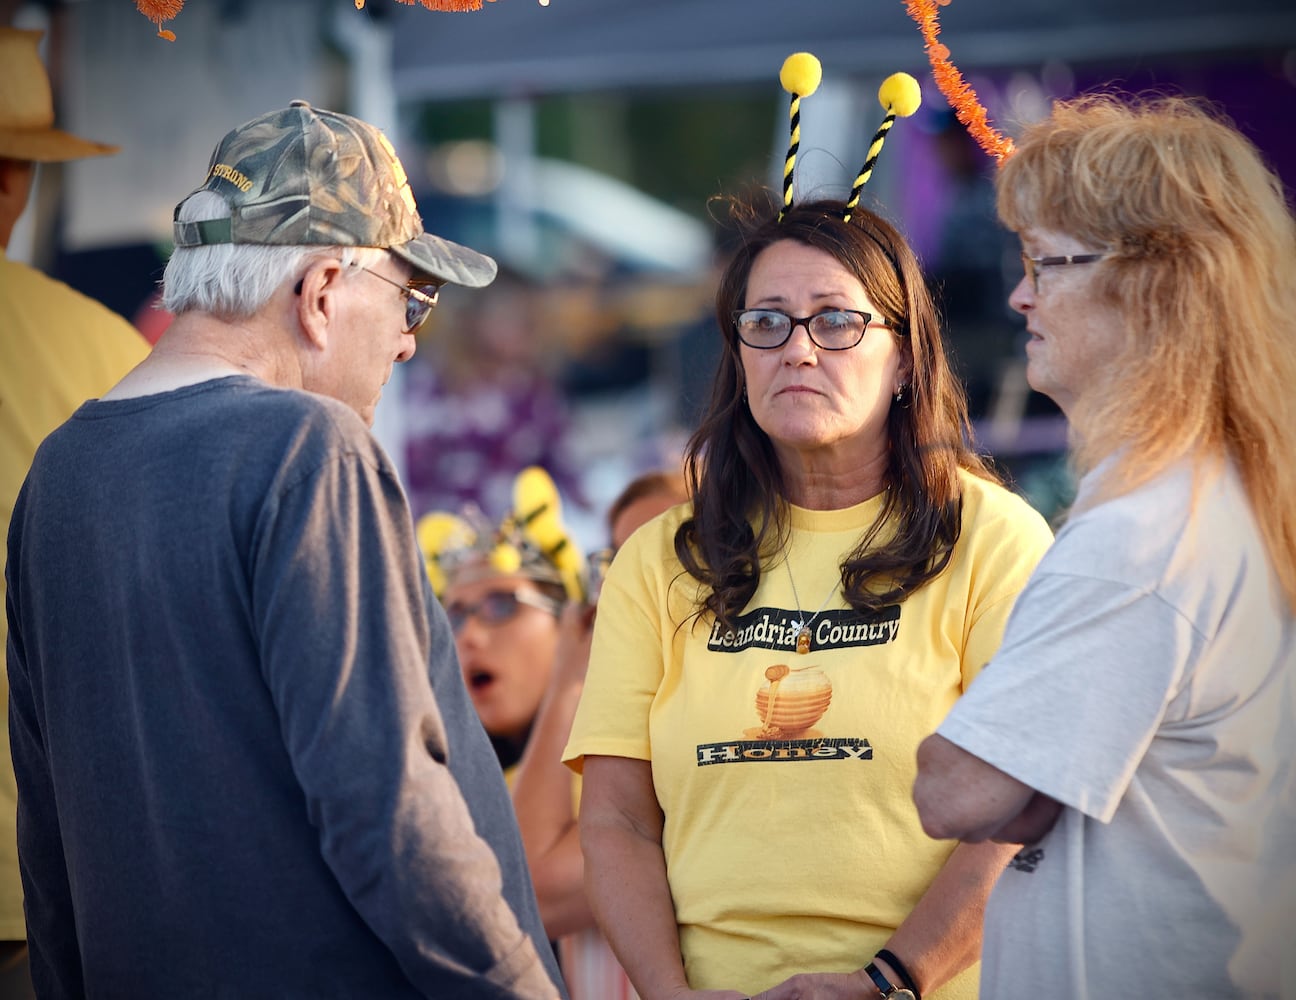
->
<box><xmin>751</xmin><ymin>969</ymin><xmax>875</xmax><ymax>1000</ymax></box>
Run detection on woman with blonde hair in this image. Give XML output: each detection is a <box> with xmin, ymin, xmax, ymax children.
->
<box><xmin>916</xmin><ymin>93</ymin><xmax>1296</xmax><ymax>998</ymax></box>
<box><xmin>1000</xmin><ymin>94</ymin><xmax>1296</xmax><ymax>537</ymax></box>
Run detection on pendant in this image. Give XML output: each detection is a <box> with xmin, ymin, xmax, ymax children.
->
<box><xmin>796</xmin><ymin>627</ymin><xmax>811</xmax><ymax>655</ymax></box>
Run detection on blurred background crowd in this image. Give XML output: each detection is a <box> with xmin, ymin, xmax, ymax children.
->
<box><xmin>7</xmin><ymin>0</ymin><xmax>1295</xmax><ymax>547</ymax></box>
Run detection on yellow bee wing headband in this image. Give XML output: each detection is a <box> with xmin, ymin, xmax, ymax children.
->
<box><xmin>777</xmin><ymin>52</ymin><xmax>920</xmax><ymax>221</ymax></box>
<box><xmin>416</xmin><ymin>466</ymin><xmax>587</xmax><ymax>603</ymax></box>
<box><xmin>416</xmin><ymin>511</ymin><xmax>481</xmax><ymax>598</ymax></box>
<box><xmin>511</xmin><ymin>466</ymin><xmax>588</xmax><ymax>603</ymax></box>
<box><xmin>905</xmin><ymin>0</ymin><xmax>1015</xmax><ymax>163</ymax></box>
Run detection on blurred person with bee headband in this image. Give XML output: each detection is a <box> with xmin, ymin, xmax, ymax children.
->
<box><xmin>420</xmin><ymin>467</ymin><xmax>689</xmax><ymax>1000</ymax></box>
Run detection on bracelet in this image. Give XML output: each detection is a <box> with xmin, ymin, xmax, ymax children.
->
<box><xmin>875</xmin><ymin>948</ymin><xmax>922</xmax><ymax>1000</ymax></box>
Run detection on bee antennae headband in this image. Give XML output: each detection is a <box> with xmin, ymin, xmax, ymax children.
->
<box><xmin>416</xmin><ymin>466</ymin><xmax>588</xmax><ymax>603</ymax></box>
<box><xmin>778</xmin><ymin>53</ymin><xmax>823</xmax><ymax>221</ymax></box>
<box><xmin>844</xmin><ymin>73</ymin><xmax>922</xmax><ymax>222</ymax></box>
<box><xmin>776</xmin><ymin>53</ymin><xmax>921</xmax><ymax>222</ymax></box>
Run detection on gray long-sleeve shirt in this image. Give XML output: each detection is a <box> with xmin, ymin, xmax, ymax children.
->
<box><xmin>6</xmin><ymin>376</ymin><xmax>566</xmax><ymax>999</ymax></box>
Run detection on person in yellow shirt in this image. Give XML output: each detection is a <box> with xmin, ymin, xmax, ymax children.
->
<box><xmin>422</xmin><ymin>467</ymin><xmax>688</xmax><ymax>1000</ymax></box>
<box><xmin>564</xmin><ymin>193</ymin><xmax>1055</xmax><ymax>999</ymax></box>
<box><xmin>562</xmin><ymin>56</ymin><xmax>1054</xmax><ymax>998</ymax></box>
<box><xmin>0</xmin><ymin>26</ymin><xmax>149</xmax><ymax>997</ymax></box>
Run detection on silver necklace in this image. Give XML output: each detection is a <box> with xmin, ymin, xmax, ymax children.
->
<box><xmin>784</xmin><ymin>560</ymin><xmax>840</xmax><ymax>655</ymax></box>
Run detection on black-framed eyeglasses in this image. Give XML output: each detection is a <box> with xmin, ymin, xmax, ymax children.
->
<box><xmin>1019</xmin><ymin>252</ymin><xmax>1107</xmax><ymax>292</ymax></box>
<box><xmin>359</xmin><ymin>266</ymin><xmax>442</xmax><ymax>333</ymax></box>
<box><xmin>444</xmin><ymin>589</ymin><xmax>561</xmax><ymax>634</ymax></box>
<box><xmin>732</xmin><ymin>308</ymin><xmax>878</xmax><ymax>350</ymax></box>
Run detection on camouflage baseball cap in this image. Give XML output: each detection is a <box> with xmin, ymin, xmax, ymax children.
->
<box><xmin>172</xmin><ymin>100</ymin><xmax>496</xmax><ymax>289</ymax></box>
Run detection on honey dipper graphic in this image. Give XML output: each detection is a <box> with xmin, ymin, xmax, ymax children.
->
<box><xmin>746</xmin><ymin>662</ymin><xmax>833</xmax><ymax>739</ymax></box>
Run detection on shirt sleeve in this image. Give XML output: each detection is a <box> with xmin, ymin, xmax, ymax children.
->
<box><xmin>253</xmin><ymin>444</ymin><xmax>556</xmax><ymax>998</ymax></box>
<box><xmin>958</xmin><ymin>488</ymin><xmax>1056</xmax><ymax>690</ymax></box>
<box><xmin>6</xmin><ymin>579</ymin><xmax>87</xmax><ymax>996</ymax></box>
<box><xmin>938</xmin><ymin>566</ymin><xmax>1202</xmax><ymax>823</ymax></box>
<box><xmin>562</xmin><ymin>517</ymin><xmax>676</xmax><ymax>772</ymax></box>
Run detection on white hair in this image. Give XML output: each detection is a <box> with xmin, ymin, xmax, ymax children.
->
<box><xmin>160</xmin><ymin>191</ymin><xmax>386</xmax><ymax>317</ymax></box>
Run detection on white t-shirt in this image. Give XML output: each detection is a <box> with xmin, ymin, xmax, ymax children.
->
<box><xmin>939</xmin><ymin>459</ymin><xmax>1296</xmax><ymax>999</ymax></box>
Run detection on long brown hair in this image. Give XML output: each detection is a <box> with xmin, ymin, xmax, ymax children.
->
<box><xmin>677</xmin><ymin>195</ymin><xmax>997</xmax><ymax>630</ymax></box>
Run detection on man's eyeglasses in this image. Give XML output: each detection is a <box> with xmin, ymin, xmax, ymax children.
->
<box><xmin>732</xmin><ymin>308</ymin><xmax>879</xmax><ymax>351</ymax></box>
<box><xmin>359</xmin><ymin>267</ymin><xmax>441</xmax><ymax>333</ymax></box>
<box><xmin>1019</xmin><ymin>252</ymin><xmax>1107</xmax><ymax>292</ymax></box>
<box><xmin>444</xmin><ymin>589</ymin><xmax>561</xmax><ymax>634</ymax></box>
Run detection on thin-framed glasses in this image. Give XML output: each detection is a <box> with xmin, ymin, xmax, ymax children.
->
<box><xmin>359</xmin><ymin>266</ymin><xmax>442</xmax><ymax>333</ymax></box>
<box><xmin>1019</xmin><ymin>252</ymin><xmax>1107</xmax><ymax>292</ymax></box>
<box><xmin>444</xmin><ymin>589</ymin><xmax>561</xmax><ymax>634</ymax></box>
<box><xmin>732</xmin><ymin>308</ymin><xmax>878</xmax><ymax>350</ymax></box>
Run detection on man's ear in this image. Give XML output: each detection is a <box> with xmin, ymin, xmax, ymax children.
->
<box><xmin>295</xmin><ymin>257</ymin><xmax>344</xmax><ymax>351</ymax></box>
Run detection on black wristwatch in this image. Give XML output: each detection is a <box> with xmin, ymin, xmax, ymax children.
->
<box><xmin>865</xmin><ymin>961</ymin><xmax>916</xmax><ymax>1000</ymax></box>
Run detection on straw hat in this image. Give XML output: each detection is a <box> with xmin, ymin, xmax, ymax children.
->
<box><xmin>0</xmin><ymin>27</ymin><xmax>118</xmax><ymax>162</ymax></box>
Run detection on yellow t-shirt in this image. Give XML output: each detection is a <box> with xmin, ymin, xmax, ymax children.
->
<box><xmin>0</xmin><ymin>256</ymin><xmax>150</xmax><ymax>939</ymax></box>
<box><xmin>563</xmin><ymin>471</ymin><xmax>1053</xmax><ymax>997</ymax></box>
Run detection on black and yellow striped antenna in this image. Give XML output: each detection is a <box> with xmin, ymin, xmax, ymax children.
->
<box><xmin>777</xmin><ymin>52</ymin><xmax>822</xmax><ymax>221</ymax></box>
<box><xmin>843</xmin><ymin>73</ymin><xmax>922</xmax><ymax>223</ymax></box>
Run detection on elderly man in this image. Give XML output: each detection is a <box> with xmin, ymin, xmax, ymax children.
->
<box><xmin>6</xmin><ymin>99</ymin><xmax>566</xmax><ymax>998</ymax></box>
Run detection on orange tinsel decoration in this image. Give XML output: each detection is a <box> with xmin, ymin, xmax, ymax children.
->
<box><xmin>354</xmin><ymin>0</ymin><xmax>512</xmax><ymax>12</ymax></box>
<box><xmin>384</xmin><ymin>0</ymin><xmax>491</xmax><ymax>10</ymax></box>
<box><xmin>904</xmin><ymin>0</ymin><xmax>1013</xmax><ymax>163</ymax></box>
<box><xmin>136</xmin><ymin>0</ymin><xmax>183</xmax><ymax>40</ymax></box>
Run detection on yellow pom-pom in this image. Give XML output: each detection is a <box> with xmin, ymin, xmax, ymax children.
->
<box><xmin>779</xmin><ymin>53</ymin><xmax>822</xmax><ymax>98</ymax></box>
<box><xmin>879</xmin><ymin>72</ymin><xmax>922</xmax><ymax>117</ymax></box>
<box><xmin>490</xmin><ymin>544</ymin><xmax>522</xmax><ymax>574</ymax></box>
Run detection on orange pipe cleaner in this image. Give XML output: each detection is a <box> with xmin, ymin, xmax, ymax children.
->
<box><xmin>904</xmin><ymin>0</ymin><xmax>1014</xmax><ymax>162</ymax></box>
<box><xmin>378</xmin><ymin>0</ymin><xmax>495</xmax><ymax>10</ymax></box>
<box><xmin>135</xmin><ymin>0</ymin><xmax>183</xmax><ymax>40</ymax></box>
<box><xmin>141</xmin><ymin>0</ymin><xmax>512</xmax><ymax>40</ymax></box>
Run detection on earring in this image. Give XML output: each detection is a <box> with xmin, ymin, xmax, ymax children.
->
<box><xmin>894</xmin><ymin>384</ymin><xmax>907</xmax><ymax>404</ymax></box>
